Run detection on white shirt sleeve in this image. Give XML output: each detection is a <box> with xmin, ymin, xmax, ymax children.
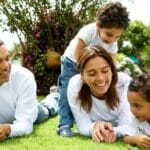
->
<box><xmin>76</xmin><ymin>23</ymin><xmax>95</xmax><ymax>45</ymax></box>
<box><xmin>9</xmin><ymin>71</ymin><xmax>38</xmax><ymax>137</ymax></box>
<box><xmin>113</xmin><ymin>98</ymin><xmax>132</xmax><ymax>137</ymax></box>
<box><xmin>113</xmin><ymin>72</ymin><xmax>132</xmax><ymax>137</ymax></box>
<box><xmin>68</xmin><ymin>75</ymin><xmax>95</xmax><ymax>136</ymax></box>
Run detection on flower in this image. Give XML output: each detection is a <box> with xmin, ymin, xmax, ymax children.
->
<box><xmin>116</xmin><ymin>53</ymin><xmax>142</xmax><ymax>77</ymax></box>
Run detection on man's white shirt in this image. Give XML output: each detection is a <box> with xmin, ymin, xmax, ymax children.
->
<box><xmin>0</xmin><ymin>65</ymin><xmax>38</xmax><ymax>137</ymax></box>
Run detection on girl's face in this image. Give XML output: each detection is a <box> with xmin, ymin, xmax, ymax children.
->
<box><xmin>97</xmin><ymin>26</ymin><xmax>124</xmax><ymax>44</ymax></box>
<box><xmin>128</xmin><ymin>91</ymin><xmax>150</xmax><ymax>122</ymax></box>
<box><xmin>81</xmin><ymin>56</ymin><xmax>112</xmax><ymax>98</ymax></box>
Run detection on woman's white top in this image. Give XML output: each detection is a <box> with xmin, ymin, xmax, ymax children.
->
<box><xmin>67</xmin><ymin>72</ymin><xmax>132</xmax><ymax>137</ymax></box>
<box><xmin>64</xmin><ymin>22</ymin><xmax>118</xmax><ymax>62</ymax></box>
<box><xmin>0</xmin><ymin>65</ymin><xmax>38</xmax><ymax>137</ymax></box>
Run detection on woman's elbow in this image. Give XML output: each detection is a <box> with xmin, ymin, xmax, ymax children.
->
<box><xmin>24</xmin><ymin>126</ymin><xmax>33</xmax><ymax>135</ymax></box>
<box><xmin>78</xmin><ymin>127</ymin><xmax>91</xmax><ymax>137</ymax></box>
<box><xmin>20</xmin><ymin>124</ymin><xmax>33</xmax><ymax>136</ymax></box>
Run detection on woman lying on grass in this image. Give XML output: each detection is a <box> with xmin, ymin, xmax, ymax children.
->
<box><xmin>67</xmin><ymin>45</ymin><xmax>132</xmax><ymax>142</ymax></box>
<box><xmin>124</xmin><ymin>73</ymin><xmax>150</xmax><ymax>149</ymax></box>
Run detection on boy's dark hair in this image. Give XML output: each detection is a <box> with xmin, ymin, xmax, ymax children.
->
<box><xmin>129</xmin><ymin>73</ymin><xmax>150</xmax><ymax>102</ymax></box>
<box><xmin>96</xmin><ymin>2</ymin><xmax>130</xmax><ymax>29</ymax></box>
<box><xmin>77</xmin><ymin>45</ymin><xmax>119</xmax><ymax>112</ymax></box>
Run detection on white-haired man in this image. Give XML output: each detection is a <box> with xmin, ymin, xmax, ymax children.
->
<box><xmin>0</xmin><ymin>40</ymin><xmax>59</xmax><ymax>140</ymax></box>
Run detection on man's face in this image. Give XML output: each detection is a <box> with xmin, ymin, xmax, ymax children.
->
<box><xmin>0</xmin><ymin>45</ymin><xmax>11</xmax><ymax>85</ymax></box>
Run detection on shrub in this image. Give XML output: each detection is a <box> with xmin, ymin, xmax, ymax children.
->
<box><xmin>116</xmin><ymin>53</ymin><xmax>143</xmax><ymax>78</ymax></box>
<box><xmin>118</xmin><ymin>20</ymin><xmax>150</xmax><ymax>73</ymax></box>
<box><xmin>0</xmin><ymin>0</ymin><xmax>107</xmax><ymax>95</ymax></box>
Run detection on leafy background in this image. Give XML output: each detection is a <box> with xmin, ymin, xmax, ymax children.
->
<box><xmin>0</xmin><ymin>0</ymin><xmax>149</xmax><ymax>95</ymax></box>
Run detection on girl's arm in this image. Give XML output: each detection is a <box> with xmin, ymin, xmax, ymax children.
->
<box><xmin>74</xmin><ymin>38</ymin><xmax>86</xmax><ymax>61</ymax></box>
<box><xmin>109</xmin><ymin>53</ymin><xmax>116</xmax><ymax>63</ymax></box>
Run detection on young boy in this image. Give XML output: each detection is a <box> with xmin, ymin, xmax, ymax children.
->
<box><xmin>124</xmin><ymin>73</ymin><xmax>150</xmax><ymax>149</ymax></box>
<box><xmin>57</xmin><ymin>2</ymin><xmax>130</xmax><ymax>137</ymax></box>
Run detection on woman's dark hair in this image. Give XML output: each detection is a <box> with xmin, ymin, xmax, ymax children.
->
<box><xmin>96</xmin><ymin>2</ymin><xmax>130</xmax><ymax>29</ymax></box>
<box><xmin>129</xmin><ymin>73</ymin><xmax>150</xmax><ymax>102</ymax></box>
<box><xmin>77</xmin><ymin>45</ymin><xmax>119</xmax><ymax>112</ymax></box>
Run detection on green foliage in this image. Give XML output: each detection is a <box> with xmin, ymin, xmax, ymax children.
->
<box><xmin>140</xmin><ymin>45</ymin><xmax>150</xmax><ymax>72</ymax></box>
<box><xmin>118</xmin><ymin>20</ymin><xmax>150</xmax><ymax>55</ymax></box>
<box><xmin>116</xmin><ymin>53</ymin><xmax>143</xmax><ymax>77</ymax></box>
<box><xmin>0</xmin><ymin>0</ymin><xmax>106</xmax><ymax>95</ymax></box>
<box><xmin>9</xmin><ymin>43</ymin><xmax>22</xmax><ymax>58</ymax></box>
<box><xmin>118</xmin><ymin>20</ymin><xmax>150</xmax><ymax>72</ymax></box>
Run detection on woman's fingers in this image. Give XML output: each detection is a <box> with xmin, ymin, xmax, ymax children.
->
<box><xmin>105</xmin><ymin>131</ymin><xmax>116</xmax><ymax>143</ymax></box>
<box><xmin>104</xmin><ymin>122</ymin><xmax>113</xmax><ymax>131</ymax></box>
<box><xmin>92</xmin><ymin>121</ymin><xmax>115</xmax><ymax>143</ymax></box>
<box><xmin>99</xmin><ymin>122</ymin><xmax>113</xmax><ymax>138</ymax></box>
<box><xmin>92</xmin><ymin>130</ymin><xmax>104</xmax><ymax>142</ymax></box>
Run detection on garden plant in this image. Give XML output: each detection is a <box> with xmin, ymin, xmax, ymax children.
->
<box><xmin>0</xmin><ymin>0</ymin><xmax>106</xmax><ymax>95</ymax></box>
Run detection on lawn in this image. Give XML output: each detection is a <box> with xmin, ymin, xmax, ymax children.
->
<box><xmin>0</xmin><ymin>116</ymin><xmax>142</xmax><ymax>150</ymax></box>
<box><xmin>0</xmin><ymin>97</ymin><xmax>141</xmax><ymax>150</ymax></box>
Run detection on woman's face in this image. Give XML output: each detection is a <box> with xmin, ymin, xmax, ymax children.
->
<box><xmin>81</xmin><ymin>56</ymin><xmax>112</xmax><ymax>98</ymax></box>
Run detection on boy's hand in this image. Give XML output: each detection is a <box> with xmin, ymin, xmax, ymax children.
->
<box><xmin>134</xmin><ymin>134</ymin><xmax>150</xmax><ymax>149</ymax></box>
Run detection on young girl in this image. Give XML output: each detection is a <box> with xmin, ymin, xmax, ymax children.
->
<box><xmin>57</xmin><ymin>2</ymin><xmax>130</xmax><ymax>137</ymax></box>
<box><xmin>124</xmin><ymin>73</ymin><xmax>150</xmax><ymax>149</ymax></box>
<box><xmin>67</xmin><ymin>45</ymin><xmax>132</xmax><ymax>142</ymax></box>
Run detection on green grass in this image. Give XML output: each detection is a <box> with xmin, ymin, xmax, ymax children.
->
<box><xmin>0</xmin><ymin>116</ymin><xmax>142</xmax><ymax>150</ymax></box>
<box><xmin>0</xmin><ymin>97</ymin><xmax>142</xmax><ymax>150</ymax></box>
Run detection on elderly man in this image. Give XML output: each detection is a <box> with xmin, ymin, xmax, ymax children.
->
<box><xmin>0</xmin><ymin>40</ymin><xmax>59</xmax><ymax>140</ymax></box>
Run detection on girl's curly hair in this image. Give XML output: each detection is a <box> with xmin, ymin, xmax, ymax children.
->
<box><xmin>96</xmin><ymin>2</ymin><xmax>130</xmax><ymax>29</ymax></box>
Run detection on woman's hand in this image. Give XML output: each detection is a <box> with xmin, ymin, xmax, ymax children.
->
<box><xmin>92</xmin><ymin>121</ymin><xmax>116</xmax><ymax>143</ymax></box>
<box><xmin>104</xmin><ymin>130</ymin><xmax>116</xmax><ymax>143</ymax></box>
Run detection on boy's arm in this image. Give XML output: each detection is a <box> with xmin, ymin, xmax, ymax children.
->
<box><xmin>124</xmin><ymin>134</ymin><xmax>150</xmax><ymax>148</ymax></box>
<box><xmin>124</xmin><ymin>135</ymin><xmax>137</xmax><ymax>145</ymax></box>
